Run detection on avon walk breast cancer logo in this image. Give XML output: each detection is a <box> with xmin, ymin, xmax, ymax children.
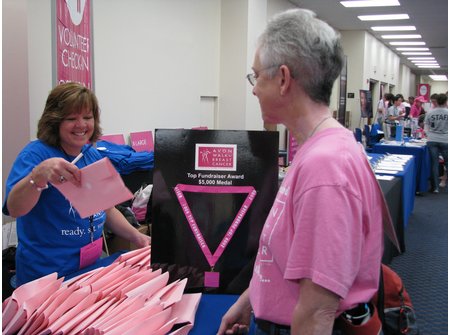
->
<box><xmin>65</xmin><ymin>0</ymin><xmax>87</xmax><ymax>26</ymax></box>
<box><xmin>195</xmin><ymin>144</ymin><xmax>237</xmax><ymax>171</ymax></box>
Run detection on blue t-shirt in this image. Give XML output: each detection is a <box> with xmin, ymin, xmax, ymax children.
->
<box><xmin>3</xmin><ymin>140</ymin><xmax>106</xmax><ymax>286</ymax></box>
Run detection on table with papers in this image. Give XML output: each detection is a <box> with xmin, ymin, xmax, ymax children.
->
<box><xmin>368</xmin><ymin>153</ymin><xmax>416</xmax><ymax>229</ymax></box>
<box><xmin>372</xmin><ymin>141</ymin><xmax>430</xmax><ymax>192</ymax></box>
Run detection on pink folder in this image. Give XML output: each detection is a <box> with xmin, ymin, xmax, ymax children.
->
<box><xmin>100</xmin><ymin>134</ymin><xmax>126</xmax><ymax>145</ymax></box>
<box><xmin>3</xmin><ymin>278</ymin><xmax>62</xmax><ymax>335</ymax></box>
<box><xmin>130</xmin><ymin>131</ymin><xmax>154</xmax><ymax>152</ymax></box>
<box><xmin>125</xmin><ymin>271</ymin><xmax>169</xmax><ymax>300</ymax></box>
<box><xmin>170</xmin><ymin>293</ymin><xmax>202</xmax><ymax>327</ymax></box>
<box><xmin>53</xmin><ymin>157</ymin><xmax>133</xmax><ymax>218</ymax></box>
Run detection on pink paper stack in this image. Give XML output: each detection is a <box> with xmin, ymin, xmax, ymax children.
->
<box><xmin>2</xmin><ymin>246</ymin><xmax>201</xmax><ymax>335</ymax></box>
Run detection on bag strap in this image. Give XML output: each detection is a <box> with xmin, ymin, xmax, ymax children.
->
<box><xmin>376</xmin><ymin>265</ymin><xmax>386</xmax><ymax>330</ymax></box>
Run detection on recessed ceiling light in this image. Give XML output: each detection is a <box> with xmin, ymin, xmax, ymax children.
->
<box><xmin>401</xmin><ymin>52</ymin><xmax>432</xmax><ymax>55</ymax></box>
<box><xmin>358</xmin><ymin>14</ymin><xmax>409</xmax><ymax>21</ymax></box>
<box><xmin>411</xmin><ymin>60</ymin><xmax>438</xmax><ymax>64</ymax></box>
<box><xmin>340</xmin><ymin>0</ymin><xmax>400</xmax><ymax>7</ymax></box>
<box><xmin>417</xmin><ymin>65</ymin><xmax>440</xmax><ymax>68</ymax></box>
<box><xmin>371</xmin><ymin>26</ymin><xmax>416</xmax><ymax>31</ymax></box>
<box><xmin>407</xmin><ymin>57</ymin><xmax>435</xmax><ymax>60</ymax></box>
<box><xmin>381</xmin><ymin>34</ymin><xmax>422</xmax><ymax>39</ymax></box>
<box><xmin>429</xmin><ymin>75</ymin><xmax>448</xmax><ymax>81</ymax></box>
<box><xmin>389</xmin><ymin>42</ymin><xmax>426</xmax><ymax>46</ymax></box>
<box><xmin>396</xmin><ymin>47</ymin><xmax>429</xmax><ymax>51</ymax></box>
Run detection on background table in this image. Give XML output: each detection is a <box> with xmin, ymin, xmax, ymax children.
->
<box><xmin>372</xmin><ymin>143</ymin><xmax>430</xmax><ymax>193</ymax></box>
<box><xmin>378</xmin><ymin>177</ymin><xmax>404</xmax><ymax>262</ymax></box>
<box><xmin>368</xmin><ymin>153</ymin><xmax>416</xmax><ymax>227</ymax></box>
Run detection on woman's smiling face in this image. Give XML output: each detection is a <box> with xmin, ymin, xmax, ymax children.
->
<box><xmin>59</xmin><ymin>108</ymin><xmax>94</xmax><ymax>155</ymax></box>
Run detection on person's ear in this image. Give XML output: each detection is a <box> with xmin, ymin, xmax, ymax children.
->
<box><xmin>279</xmin><ymin>65</ymin><xmax>292</xmax><ymax>96</ymax></box>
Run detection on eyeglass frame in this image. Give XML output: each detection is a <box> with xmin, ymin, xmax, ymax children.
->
<box><xmin>246</xmin><ymin>65</ymin><xmax>281</xmax><ymax>86</ymax></box>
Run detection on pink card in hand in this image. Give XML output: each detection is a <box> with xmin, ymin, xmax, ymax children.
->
<box><xmin>53</xmin><ymin>157</ymin><xmax>133</xmax><ymax>218</ymax></box>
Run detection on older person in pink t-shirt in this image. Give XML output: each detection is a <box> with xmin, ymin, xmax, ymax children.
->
<box><xmin>218</xmin><ymin>9</ymin><xmax>385</xmax><ymax>335</ymax></box>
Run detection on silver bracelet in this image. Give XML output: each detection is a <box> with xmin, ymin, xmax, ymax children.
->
<box><xmin>29</xmin><ymin>178</ymin><xmax>49</xmax><ymax>192</ymax></box>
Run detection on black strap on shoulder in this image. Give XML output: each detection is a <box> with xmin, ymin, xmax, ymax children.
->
<box><xmin>377</xmin><ymin>265</ymin><xmax>386</xmax><ymax>329</ymax></box>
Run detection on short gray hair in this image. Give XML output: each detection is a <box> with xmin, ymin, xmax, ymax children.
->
<box><xmin>257</xmin><ymin>9</ymin><xmax>344</xmax><ymax>105</ymax></box>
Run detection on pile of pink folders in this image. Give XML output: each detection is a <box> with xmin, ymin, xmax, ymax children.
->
<box><xmin>2</xmin><ymin>246</ymin><xmax>201</xmax><ymax>335</ymax></box>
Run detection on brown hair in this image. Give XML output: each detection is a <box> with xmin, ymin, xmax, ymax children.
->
<box><xmin>37</xmin><ymin>82</ymin><xmax>102</xmax><ymax>147</ymax></box>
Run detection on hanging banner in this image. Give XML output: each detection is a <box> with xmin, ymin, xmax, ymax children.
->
<box><xmin>360</xmin><ymin>89</ymin><xmax>373</xmax><ymax>118</ymax></box>
<box><xmin>55</xmin><ymin>0</ymin><xmax>92</xmax><ymax>89</ymax></box>
<box><xmin>417</xmin><ymin>84</ymin><xmax>430</xmax><ymax>102</ymax></box>
<box><xmin>151</xmin><ymin>129</ymin><xmax>279</xmax><ymax>294</ymax></box>
<box><xmin>338</xmin><ymin>55</ymin><xmax>348</xmax><ymax>126</ymax></box>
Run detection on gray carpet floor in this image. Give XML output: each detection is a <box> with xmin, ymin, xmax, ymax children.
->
<box><xmin>389</xmin><ymin>187</ymin><xmax>448</xmax><ymax>334</ymax></box>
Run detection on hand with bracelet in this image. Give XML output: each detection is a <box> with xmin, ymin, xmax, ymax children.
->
<box><xmin>29</xmin><ymin>157</ymin><xmax>82</xmax><ymax>191</ymax></box>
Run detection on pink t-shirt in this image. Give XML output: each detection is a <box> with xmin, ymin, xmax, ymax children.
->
<box><xmin>249</xmin><ymin>127</ymin><xmax>383</xmax><ymax>325</ymax></box>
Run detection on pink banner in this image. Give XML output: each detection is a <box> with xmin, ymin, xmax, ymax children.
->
<box><xmin>56</xmin><ymin>0</ymin><xmax>92</xmax><ymax>89</ymax></box>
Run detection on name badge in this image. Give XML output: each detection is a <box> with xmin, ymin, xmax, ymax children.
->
<box><xmin>79</xmin><ymin>237</ymin><xmax>103</xmax><ymax>269</ymax></box>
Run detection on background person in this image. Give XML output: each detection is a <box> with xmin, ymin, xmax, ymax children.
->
<box><xmin>218</xmin><ymin>9</ymin><xmax>384</xmax><ymax>335</ymax></box>
<box><xmin>385</xmin><ymin>94</ymin><xmax>405</xmax><ymax>138</ymax></box>
<box><xmin>3</xmin><ymin>82</ymin><xmax>150</xmax><ymax>287</ymax></box>
<box><xmin>424</xmin><ymin>93</ymin><xmax>448</xmax><ymax>193</ymax></box>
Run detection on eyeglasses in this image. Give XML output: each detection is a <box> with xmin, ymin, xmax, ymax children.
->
<box><xmin>246</xmin><ymin>65</ymin><xmax>280</xmax><ymax>86</ymax></box>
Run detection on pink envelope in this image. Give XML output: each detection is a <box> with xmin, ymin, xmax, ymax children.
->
<box><xmin>17</xmin><ymin>284</ymin><xmax>77</xmax><ymax>335</ymax></box>
<box><xmin>130</xmin><ymin>131</ymin><xmax>154</xmax><ymax>152</ymax></box>
<box><xmin>101</xmin><ymin>303</ymin><xmax>167</xmax><ymax>335</ymax></box>
<box><xmin>67</xmin><ymin>296</ymin><xmax>118</xmax><ymax>335</ymax></box>
<box><xmin>146</xmin><ymin>278</ymin><xmax>187</xmax><ymax>308</ymax></box>
<box><xmin>125</xmin><ymin>271</ymin><xmax>169</xmax><ymax>300</ymax></box>
<box><xmin>121</xmin><ymin>269</ymin><xmax>162</xmax><ymax>295</ymax></box>
<box><xmin>147</xmin><ymin>317</ymin><xmax>179</xmax><ymax>335</ymax></box>
<box><xmin>170</xmin><ymin>293</ymin><xmax>202</xmax><ymax>326</ymax></box>
<box><xmin>86</xmin><ymin>296</ymin><xmax>145</xmax><ymax>332</ymax></box>
<box><xmin>45</xmin><ymin>292</ymin><xmax>99</xmax><ymax>334</ymax></box>
<box><xmin>3</xmin><ymin>277</ymin><xmax>62</xmax><ymax>335</ymax></box>
<box><xmin>105</xmin><ymin>307</ymin><xmax>173</xmax><ymax>335</ymax></box>
<box><xmin>81</xmin><ymin>262</ymin><xmax>124</xmax><ymax>287</ymax></box>
<box><xmin>53</xmin><ymin>158</ymin><xmax>133</xmax><ymax>218</ymax></box>
<box><xmin>114</xmin><ymin>246</ymin><xmax>150</xmax><ymax>265</ymax></box>
<box><xmin>90</xmin><ymin>266</ymin><xmax>139</xmax><ymax>294</ymax></box>
<box><xmin>3</xmin><ymin>273</ymin><xmax>57</xmax><ymax>328</ymax></box>
<box><xmin>108</xmin><ymin>268</ymin><xmax>161</xmax><ymax>299</ymax></box>
<box><xmin>124</xmin><ymin>251</ymin><xmax>151</xmax><ymax>268</ymax></box>
<box><xmin>168</xmin><ymin>324</ymin><xmax>193</xmax><ymax>335</ymax></box>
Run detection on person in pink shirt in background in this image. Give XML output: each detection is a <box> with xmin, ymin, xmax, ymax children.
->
<box><xmin>410</xmin><ymin>96</ymin><xmax>426</xmax><ymax>119</ymax></box>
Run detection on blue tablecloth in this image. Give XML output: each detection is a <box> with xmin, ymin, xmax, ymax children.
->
<box><xmin>368</xmin><ymin>153</ymin><xmax>416</xmax><ymax>228</ymax></box>
<box><xmin>372</xmin><ymin>143</ymin><xmax>430</xmax><ymax>193</ymax></box>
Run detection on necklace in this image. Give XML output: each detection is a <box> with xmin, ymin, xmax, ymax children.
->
<box><xmin>308</xmin><ymin>116</ymin><xmax>332</xmax><ymax>139</ymax></box>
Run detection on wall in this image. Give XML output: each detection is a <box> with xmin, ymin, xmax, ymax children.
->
<box><xmin>2</xmin><ymin>0</ymin><xmax>31</xmax><ymax>223</ymax></box>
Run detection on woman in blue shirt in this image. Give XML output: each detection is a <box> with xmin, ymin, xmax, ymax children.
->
<box><xmin>3</xmin><ymin>82</ymin><xmax>150</xmax><ymax>286</ymax></box>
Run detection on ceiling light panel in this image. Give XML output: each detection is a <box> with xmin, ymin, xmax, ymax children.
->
<box><xmin>372</xmin><ymin>26</ymin><xmax>416</xmax><ymax>31</ymax></box>
<box><xmin>396</xmin><ymin>47</ymin><xmax>429</xmax><ymax>51</ymax></box>
<box><xmin>381</xmin><ymin>34</ymin><xmax>422</xmax><ymax>39</ymax></box>
<box><xmin>407</xmin><ymin>57</ymin><xmax>435</xmax><ymax>60</ymax></box>
<box><xmin>359</xmin><ymin>14</ymin><xmax>409</xmax><ymax>21</ymax></box>
<box><xmin>402</xmin><ymin>52</ymin><xmax>432</xmax><ymax>55</ymax></box>
<box><xmin>389</xmin><ymin>42</ymin><xmax>425</xmax><ymax>46</ymax></box>
<box><xmin>340</xmin><ymin>0</ymin><xmax>400</xmax><ymax>7</ymax></box>
<box><xmin>429</xmin><ymin>75</ymin><xmax>448</xmax><ymax>81</ymax></box>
